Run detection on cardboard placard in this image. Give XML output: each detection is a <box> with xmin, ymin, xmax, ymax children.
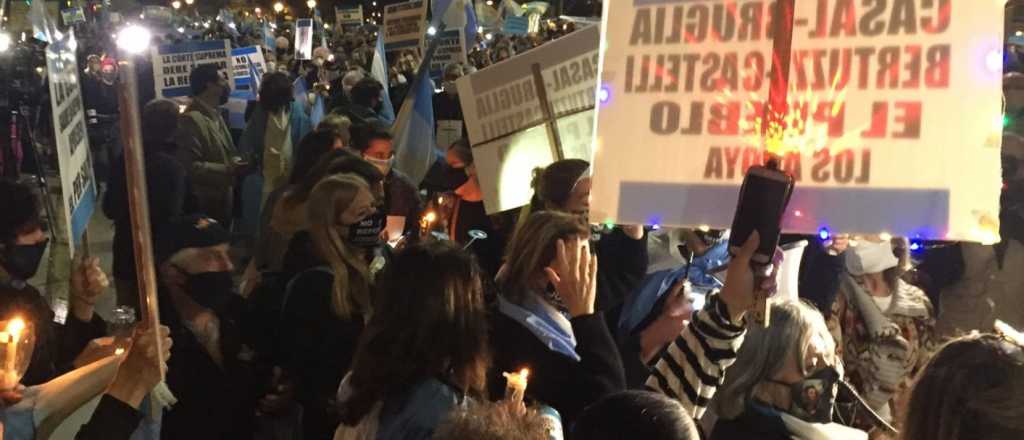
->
<box><xmin>384</xmin><ymin>0</ymin><xmax>428</xmax><ymax>59</ymax></box>
<box><xmin>60</xmin><ymin>7</ymin><xmax>86</xmax><ymax>25</ymax></box>
<box><xmin>335</xmin><ymin>5</ymin><xmax>365</xmax><ymax>30</ymax></box>
<box><xmin>231</xmin><ymin>46</ymin><xmax>267</xmax><ymax>91</ymax></box>
<box><xmin>295</xmin><ymin>19</ymin><xmax>314</xmax><ymax>60</ymax></box>
<box><xmin>429</xmin><ymin>29</ymin><xmax>468</xmax><ymax>81</ymax></box>
<box><xmin>591</xmin><ymin>0</ymin><xmax>1004</xmax><ymax>242</ymax></box>
<box><xmin>456</xmin><ymin>26</ymin><xmax>600</xmax><ymax>213</ymax></box>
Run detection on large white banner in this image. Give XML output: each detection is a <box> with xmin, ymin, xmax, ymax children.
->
<box><xmin>46</xmin><ymin>33</ymin><xmax>95</xmax><ymax>257</ymax></box>
<box><xmin>456</xmin><ymin>26</ymin><xmax>600</xmax><ymax>213</ymax></box>
<box><xmin>151</xmin><ymin>40</ymin><xmax>233</xmax><ymax>99</ymax></box>
<box><xmin>384</xmin><ymin>0</ymin><xmax>428</xmax><ymax>58</ymax></box>
<box><xmin>592</xmin><ymin>0</ymin><xmax>1004</xmax><ymax>242</ymax></box>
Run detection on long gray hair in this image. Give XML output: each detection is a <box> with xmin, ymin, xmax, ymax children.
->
<box><xmin>713</xmin><ymin>300</ymin><xmax>837</xmax><ymax>419</ymax></box>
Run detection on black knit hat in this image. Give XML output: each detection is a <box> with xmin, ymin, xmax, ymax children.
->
<box><xmin>157</xmin><ymin>214</ymin><xmax>230</xmax><ymax>263</ymax></box>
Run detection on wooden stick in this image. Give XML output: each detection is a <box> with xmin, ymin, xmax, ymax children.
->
<box><xmin>115</xmin><ymin>58</ymin><xmax>165</xmax><ymax>378</ymax></box>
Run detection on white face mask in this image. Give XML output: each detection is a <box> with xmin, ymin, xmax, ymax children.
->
<box><xmin>393</xmin><ymin>74</ymin><xmax>407</xmax><ymax>86</ymax></box>
<box><xmin>313</xmin><ymin>57</ymin><xmax>325</xmax><ymax>67</ymax></box>
<box><xmin>364</xmin><ymin>155</ymin><xmax>394</xmax><ymax>175</ymax></box>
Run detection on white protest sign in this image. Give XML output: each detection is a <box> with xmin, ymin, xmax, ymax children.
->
<box><xmin>336</xmin><ymin>5</ymin><xmax>364</xmax><ymax>29</ymax></box>
<box><xmin>429</xmin><ymin>29</ymin><xmax>467</xmax><ymax>80</ymax></box>
<box><xmin>384</xmin><ymin>0</ymin><xmax>428</xmax><ymax>58</ymax></box>
<box><xmin>231</xmin><ymin>46</ymin><xmax>267</xmax><ymax>92</ymax></box>
<box><xmin>60</xmin><ymin>8</ymin><xmax>86</xmax><ymax>25</ymax></box>
<box><xmin>456</xmin><ymin>26</ymin><xmax>600</xmax><ymax>213</ymax></box>
<box><xmin>151</xmin><ymin>40</ymin><xmax>233</xmax><ymax>99</ymax></box>
<box><xmin>591</xmin><ymin>0</ymin><xmax>1004</xmax><ymax>243</ymax></box>
<box><xmin>46</xmin><ymin>33</ymin><xmax>95</xmax><ymax>256</ymax></box>
<box><xmin>295</xmin><ymin>19</ymin><xmax>314</xmax><ymax>60</ymax></box>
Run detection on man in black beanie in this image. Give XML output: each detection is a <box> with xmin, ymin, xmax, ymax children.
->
<box><xmin>156</xmin><ymin>214</ymin><xmax>270</xmax><ymax>440</ymax></box>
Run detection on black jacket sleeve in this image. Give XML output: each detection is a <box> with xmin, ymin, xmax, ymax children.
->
<box><xmin>74</xmin><ymin>395</ymin><xmax>143</xmax><ymax>440</ymax></box>
<box><xmin>797</xmin><ymin>241</ymin><xmax>844</xmax><ymax>319</ymax></box>
<box><xmin>596</xmin><ymin>228</ymin><xmax>649</xmax><ymax>311</ymax></box>
<box><xmin>561</xmin><ymin>313</ymin><xmax>627</xmax><ymax>416</ymax></box>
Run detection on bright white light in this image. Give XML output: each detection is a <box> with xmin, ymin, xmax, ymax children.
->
<box><xmin>485</xmin><ymin>33</ymin><xmax>493</xmax><ymax>40</ymax></box>
<box><xmin>878</xmin><ymin>232</ymin><xmax>892</xmax><ymax>242</ymax></box>
<box><xmin>0</xmin><ymin>32</ymin><xmax>10</xmax><ymax>53</ymax></box>
<box><xmin>986</xmin><ymin>49</ymin><xmax>1004</xmax><ymax>73</ymax></box>
<box><xmin>177</xmin><ymin>27</ymin><xmax>185</xmax><ymax>33</ymax></box>
<box><xmin>307</xmin><ymin>0</ymin><xmax>317</xmax><ymax>8</ymax></box>
<box><xmin>171</xmin><ymin>1</ymin><xmax>181</xmax><ymax>9</ymax></box>
<box><xmin>203</xmin><ymin>22</ymin><xmax>210</xmax><ymax>28</ymax></box>
<box><xmin>372</xmin><ymin>1</ymin><xmax>377</xmax><ymax>5</ymax></box>
<box><xmin>117</xmin><ymin>25</ymin><xmax>152</xmax><ymax>54</ymax></box>
<box><xmin>477</xmin><ymin>26</ymin><xmax>483</xmax><ymax>33</ymax></box>
<box><xmin>1018</xmin><ymin>31</ymin><xmax>1024</xmax><ymax>37</ymax></box>
<box><xmin>228</xmin><ymin>23</ymin><xmax>237</xmax><ymax>29</ymax></box>
<box><xmin>486</xmin><ymin>0</ymin><xmax>493</xmax><ymax>5</ymax></box>
<box><xmin>255</xmin><ymin>7</ymin><xmax>262</xmax><ymax>14</ymax></box>
<box><xmin>185</xmin><ymin>0</ymin><xmax>194</xmax><ymax>4</ymax></box>
<box><xmin>274</xmin><ymin>2</ymin><xmax>285</xmax><ymax>13</ymax></box>
<box><xmin>35</xmin><ymin>67</ymin><xmax>43</xmax><ymax>74</ymax></box>
<box><xmin>427</xmin><ymin>26</ymin><xmax>437</xmax><ymax>36</ymax></box>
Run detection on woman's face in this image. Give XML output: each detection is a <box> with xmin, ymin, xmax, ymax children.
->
<box><xmin>560</xmin><ymin>176</ymin><xmax>592</xmax><ymax>219</ymax></box>
<box><xmin>338</xmin><ymin>186</ymin><xmax>375</xmax><ymax>226</ymax></box>
<box><xmin>767</xmin><ymin>330</ymin><xmax>839</xmax><ymax>408</ymax></box>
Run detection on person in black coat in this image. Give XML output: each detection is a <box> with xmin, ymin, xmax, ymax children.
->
<box><xmin>489</xmin><ymin>211</ymin><xmax>626</xmax><ymax>424</ymax></box>
<box><xmin>0</xmin><ymin>180</ymin><xmax>108</xmax><ymax>387</ymax></box>
<box><xmin>155</xmin><ymin>215</ymin><xmax>267</xmax><ymax>440</ymax></box>
<box><xmin>104</xmin><ymin>99</ymin><xmax>197</xmax><ymax>310</ymax></box>
<box><xmin>277</xmin><ymin>173</ymin><xmax>381</xmax><ymax>440</ymax></box>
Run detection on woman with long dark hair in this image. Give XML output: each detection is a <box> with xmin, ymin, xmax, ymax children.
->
<box><xmin>336</xmin><ymin>241</ymin><xmax>491</xmax><ymax>439</ymax></box>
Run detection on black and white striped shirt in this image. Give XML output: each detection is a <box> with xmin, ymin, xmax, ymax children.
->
<box><xmin>645</xmin><ymin>293</ymin><xmax>747</xmax><ymax>419</ymax></box>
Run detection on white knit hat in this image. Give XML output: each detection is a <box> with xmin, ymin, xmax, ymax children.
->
<box><xmin>846</xmin><ymin>241</ymin><xmax>899</xmax><ymax>275</ymax></box>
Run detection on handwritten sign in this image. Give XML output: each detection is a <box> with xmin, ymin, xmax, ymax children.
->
<box><xmin>151</xmin><ymin>40</ymin><xmax>233</xmax><ymax>99</ymax></box>
<box><xmin>46</xmin><ymin>34</ymin><xmax>95</xmax><ymax>256</ymax></box>
<box><xmin>591</xmin><ymin>0</ymin><xmax>1004</xmax><ymax>242</ymax></box>
<box><xmin>429</xmin><ymin>29</ymin><xmax>468</xmax><ymax>81</ymax></box>
<box><xmin>456</xmin><ymin>26</ymin><xmax>599</xmax><ymax>213</ymax></box>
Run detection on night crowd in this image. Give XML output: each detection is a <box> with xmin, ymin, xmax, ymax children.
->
<box><xmin>0</xmin><ymin>3</ymin><xmax>1023</xmax><ymax>440</ymax></box>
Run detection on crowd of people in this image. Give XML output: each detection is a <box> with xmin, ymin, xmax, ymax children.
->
<box><xmin>0</xmin><ymin>3</ymin><xmax>1023</xmax><ymax>440</ymax></box>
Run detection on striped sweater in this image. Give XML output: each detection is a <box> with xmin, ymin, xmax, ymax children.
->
<box><xmin>645</xmin><ymin>293</ymin><xmax>747</xmax><ymax>419</ymax></box>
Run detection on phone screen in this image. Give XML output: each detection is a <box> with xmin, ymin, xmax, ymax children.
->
<box><xmin>728</xmin><ymin>166</ymin><xmax>793</xmax><ymax>264</ymax></box>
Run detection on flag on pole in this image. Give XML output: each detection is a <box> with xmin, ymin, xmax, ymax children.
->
<box><xmin>310</xmin><ymin>94</ymin><xmax>325</xmax><ymax>127</ymax></box>
<box><xmin>293</xmin><ymin>76</ymin><xmax>310</xmax><ymax>113</ymax></box>
<box><xmin>391</xmin><ymin>27</ymin><xmax>444</xmax><ymax>185</ymax></box>
<box><xmin>371</xmin><ymin>31</ymin><xmax>396</xmax><ymax>125</ymax></box>
<box><xmin>247</xmin><ymin>57</ymin><xmax>263</xmax><ymax>101</ymax></box>
<box><xmin>262</xmin><ymin>20</ymin><xmax>275</xmax><ymax>50</ymax></box>
<box><xmin>431</xmin><ymin>0</ymin><xmax>456</xmax><ymax>28</ymax></box>
<box><xmin>30</xmin><ymin>0</ymin><xmax>57</xmax><ymax>42</ymax></box>
<box><xmin>464</xmin><ymin>0</ymin><xmax>479</xmax><ymax>47</ymax></box>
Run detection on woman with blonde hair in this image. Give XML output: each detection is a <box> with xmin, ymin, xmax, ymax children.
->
<box><xmin>489</xmin><ymin>211</ymin><xmax>625</xmax><ymax>424</ymax></box>
<box><xmin>278</xmin><ymin>173</ymin><xmax>379</xmax><ymax>440</ymax></box>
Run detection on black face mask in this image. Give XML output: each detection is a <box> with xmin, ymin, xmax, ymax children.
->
<box><xmin>770</xmin><ymin>366</ymin><xmax>840</xmax><ymax>424</ymax></box>
<box><xmin>347</xmin><ymin>211</ymin><xmax>386</xmax><ymax>248</ymax></box>
<box><xmin>186</xmin><ymin>271</ymin><xmax>235</xmax><ymax>313</ymax></box>
<box><xmin>1</xmin><ymin>239</ymin><xmax>48</xmax><ymax>280</ymax></box>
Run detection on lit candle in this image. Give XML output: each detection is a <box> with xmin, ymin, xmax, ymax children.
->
<box><xmin>420</xmin><ymin>211</ymin><xmax>437</xmax><ymax>232</ymax></box>
<box><xmin>503</xmin><ymin>368</ymin><xmax>530</xmax><ymax>404</ymax></box>
<box><xmin>5</xmin><ymin>319</ymin><xmax>24</xmax><ymax>374</ymax></box>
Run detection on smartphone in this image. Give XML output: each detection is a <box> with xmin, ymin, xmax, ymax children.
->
<box><xmin>728</xmin><ymin>165</ymin><xmax>795</xmax><ymax>265</ymax></box>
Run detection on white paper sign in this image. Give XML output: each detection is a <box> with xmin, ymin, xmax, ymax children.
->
<box><xmin>46</xmin><ymin>33</ymin><xmax>95</xmax><ymax>256</ymax></box>
<box><xmin>384</xmin><ymin>0</ymin><xmax>428</xmax><ymax>57</ymax></box>
<box><xmin>591</xmin><ymin>0</ymin><xmax>1004</xmax><ymax>242</ymax></box>
<box><xmin>295</xmin><ymin>19</ymin><xmax>314</xmax><ymax>60</ymax></box>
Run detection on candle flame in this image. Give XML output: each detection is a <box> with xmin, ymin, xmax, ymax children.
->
<box><xmin>519</xmin><ymin>368</ymin><xmax>529</xmax><ymax>380</ymax></box>
<box><xmin>6</xmin><ymin>319</ymin><xmax>25</xmax><ymax>338</ymax></box>
<box><xmin>423</xmin><ymin>212</ymin><xmax>437</xmax><ymax>223</ymax></box>
<box><xmin>115</xmin><ymin>348</ymin><xmax>126</xmax><ymax>356</ymax></box>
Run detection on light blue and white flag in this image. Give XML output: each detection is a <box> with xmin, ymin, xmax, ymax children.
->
<box><xmin>392</xmin><ymin>27</ymin><xmax>444</xmax><ymax>185</ymax></box>
<box><xmin>371</xmin><ymin>31</ymin><xmax>396</xmax><ymax>125</ymax></box>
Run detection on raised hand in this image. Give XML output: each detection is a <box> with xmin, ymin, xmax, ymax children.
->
<box><xmin>544</xmin><ymin>238</ymin><xmax>598</xmax><ymax>318</ymax></box>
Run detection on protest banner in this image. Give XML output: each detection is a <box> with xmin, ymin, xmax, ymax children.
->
<box><xmin>150</xmin><ymin>40</ymin><xmax>233</xmax><ymax>99</ymax></box>
<box><xmin>46</xmin><ymin>33</ymin><xmax>95</xmax><ymax>256</ymax></box>
<box><xmin>60</xmin><ymin>7</ymin><xmax>86</xmax><ymax>25</ymax></box>
<box><xmin>503</xmin><ymin>16</ymin><xmax>528</xmax><ymax>35</ymax></box>
<box><xmin>429</xmin><ymin>29</ymin><xmax>467</xmax><ymax>80</ymax></box>
<box><xmin>456</xmin><ymin>26</ymin><xmax>599</xmax><ymax>213</ymax></box>
<box><xmin>231</xmin><ymin>46</ymin><xmax>268</xmax><ymax>92</ymax></box>
<box><xmin>384</xmin><ymin>0</ymin><xmax>428</xmax><ymax>59</ymax></box>
<box><xmin>295</xmin><ymin>18</ymin><xmax>314</xmax><ymax>60</ymax></box>
<box><xmin>336</xmin><ymin>5</ymin><xmax>365</xmax><ymax>30</ymax></box>
<box><xmin>591</xmin><ymin>0</ymin><xmax>1004</xmax><ymax>243</ymax></box>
